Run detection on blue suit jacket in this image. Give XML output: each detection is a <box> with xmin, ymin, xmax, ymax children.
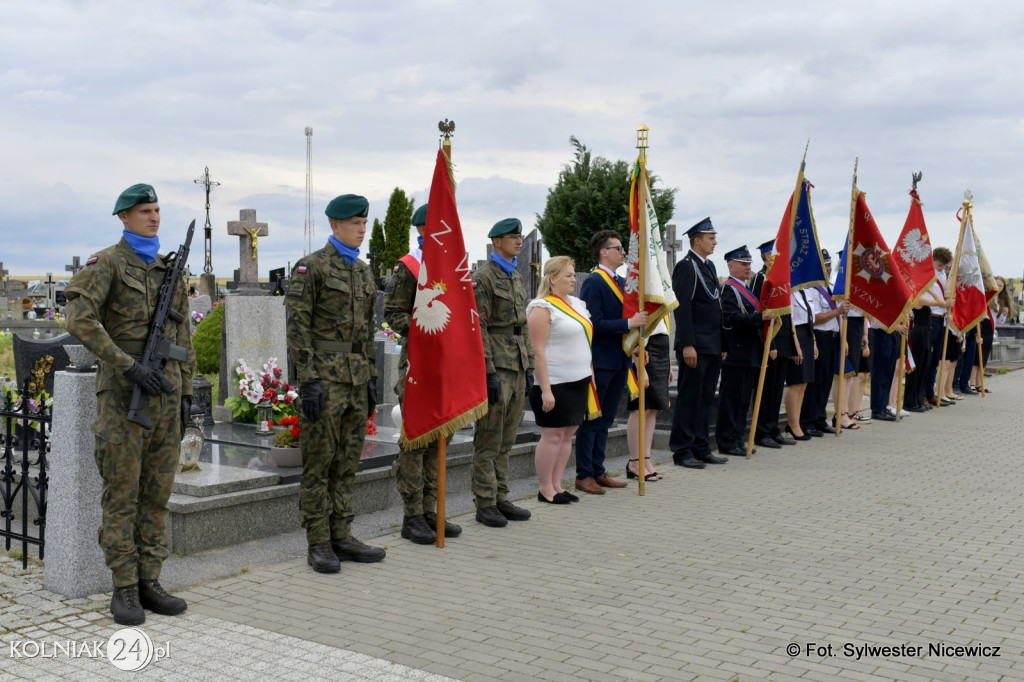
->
<box><xmin>579</xmin><ymin>270</ymin><xmax>631</xmax><ymax>371</ymax></box>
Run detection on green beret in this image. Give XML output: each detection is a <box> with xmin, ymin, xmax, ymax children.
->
<box><xmin>112</xmin><ymin>184</ymin><xmax>158</xmax><ymax>214</ymax></box>
<box><xmin>325</xmin><ymin>194</ymin><xmax>369</xmax><ymax>220</ymax></box>
<box><xmin>411</xmin><ymin>204</ymin><xmax>428</xmax><ymax>227</ymax></box>
<box><xmin>488</xmin><ymin>218</ymin><xmax>522</xmax><ymax>239</ymax></box>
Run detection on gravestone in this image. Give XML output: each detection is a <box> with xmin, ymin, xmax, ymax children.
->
<box><xmin>227</xmin><ymin>209</ymin><xmax>268</xmax><ymax>296</ymax></box>
<box><xmin>12</xmin><ymin>332</ymin><xmax>75</xmax><ymax>396</ymax></box>
<box><xmin>189</xmin><ymin>294</ymin><xmax>213</xmax><ymax>320</ymax></box>
<box><xmin>516</xmin><ymin>228</ymin><xmax>542</xmax><ymax>300</ymax></box>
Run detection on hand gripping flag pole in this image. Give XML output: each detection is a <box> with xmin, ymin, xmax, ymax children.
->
<box><xmin>936</xmin><ymin>191</ymin><xmax>972</xmax><ymax>408</ymax></box>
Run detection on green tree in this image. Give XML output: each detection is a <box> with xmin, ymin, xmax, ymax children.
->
<box><xmin>381</xmin><ymin>188</ymin><xmax>415</xmax><ymax>271</ymax></box>
<box><xmin>536</xmin><ymin>136</ymin><xmax>676</xmax><ymax>272</ymax></box>
<box><xmin>192</xmin><ymin>302</ymin><xmax>224</xmax><ymax>375</ymax></box>
<box><xmin>368</xmin><ymin>217</ymin><xmax>385</xmax><ymax>277</ymax></box>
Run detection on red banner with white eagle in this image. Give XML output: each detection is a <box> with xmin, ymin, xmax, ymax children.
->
<box><xmin>892</xmin><ymin>188</ymin><xmax>936</xmax><ymax>301</ymax></box>
<box><xmin>400</xmin><ymin>149</ymin><xmax>487</xmax><ymax>448</ymax></box>
<box><xmin>950</xmin><ymin>205</ymin><xmax>997</xmax><ymax>336</ymax></box>
<box><xmin>846</xmin><ymin>191</ymin><xmax>914</xmax><ymax>332</ymax></box>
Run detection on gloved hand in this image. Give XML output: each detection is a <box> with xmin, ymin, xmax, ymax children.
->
<box><xmin>300</xmin><ymin>381</ymin><xmax>324</xmax><ymax>422</ymax></box>
<box><xmin>125</xmin><ymin>362</ymin><xmax>163</xmax><ymax>396</ymax></box>
<box><xmin>366</xmin><ymin>379</ymin><xmax>378</xmax><ymax>419</ymax></box>
<box><xmin>486</xmin><ymin>372</ymin><xmax>501</xmax><ymax>405</ymax></box>
<box><xmin>180</xmin><ymin>395</ymin><xmax>194</xmax><ymax>432</ymax></box>
<box><xmin>525</xmin><ymin>369</ymin><xmax>534</xmax><ymax>397</ymax></box>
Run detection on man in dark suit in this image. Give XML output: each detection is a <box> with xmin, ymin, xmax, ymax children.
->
<box><xmin>716</xmin><ymin>246</ymin><xmax>768</xmax><ymax>456</ymax></box>
<box><xmin>575</xmin><ymin>230</ymin><xmax>648</xmax><ymax>494</ymax></box>
<box><xmin>749</xmin><ymin>239</ymin><xmax>796</xmax><ymax>450</ymax></box>
<box><xmin>669</xmin><ymin>218</ymin><xmax>725</xmax><ymax>468</ymax></box>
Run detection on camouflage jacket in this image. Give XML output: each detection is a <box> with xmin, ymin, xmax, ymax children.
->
<box><xmin>64</xmin><ymin>238</ymin><xmax>195</xmax><ymax>396</ymax></box>
<box><xmin>285</xmin><ymin>242</ymin><xmax>377</xmax><ymax>385</ymax></box>
<box><xmin>473</xmin><ymin>260</ymin><xmax>533</xmax><ymax>374</ymax></box>
<box><xmin>382</xmin><ymin>255</ymin><xmax>417</xmax><ymax>372</ymax></box>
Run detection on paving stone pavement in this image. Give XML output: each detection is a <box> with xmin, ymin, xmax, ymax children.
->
<box><xmin>3</xmin><ymin>370</ymin><xmax>1024</xmax><ymax>680</ymax></box>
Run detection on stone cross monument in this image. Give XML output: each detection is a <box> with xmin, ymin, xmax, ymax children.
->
<box><xmin>64</xmin><ymin>256</ymin><xmax>82</xmax><ymax>277</ymax></box>
<box><xmin>227</xmin><ymin>209</ymin><xmax>268</xmax><ymax>295</ymax></box>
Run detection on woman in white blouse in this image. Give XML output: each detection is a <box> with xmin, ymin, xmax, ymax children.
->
<box><xmin>526</xmin><ymin>256</ymin><xmax>595</xmax><ymax>505</ymax></box>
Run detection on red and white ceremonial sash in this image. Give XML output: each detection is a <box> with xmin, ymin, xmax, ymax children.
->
<box><xmin>723</xmin><ymin>277</ymin><xmax>762</xmax><ymax>312</ymax></box>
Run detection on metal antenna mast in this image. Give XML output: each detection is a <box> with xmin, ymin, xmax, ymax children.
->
<box><xmin>193</xmin><ymin>166</ymin><xmax>220</xmax><ymax>274</ymax></box>
<box><xmin>304</xmin><ymin>127</ymin><xmax>314</xmax><ymax>256</ymax></box>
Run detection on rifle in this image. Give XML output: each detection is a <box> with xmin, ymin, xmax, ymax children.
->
<box><xmin>127</xmin><ymin>220</ymin><xmax>196</xmax><ymax>429</ymax></box>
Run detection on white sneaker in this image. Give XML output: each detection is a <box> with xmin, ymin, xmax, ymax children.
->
<box><xmin>898</xmin><ymin>408</ymin><xmax>909</xmax><ymax>417</ymax></box>
<box><xmin>885</xmin><ymin>405</ymin><xmax>899</xmax><ymax>419</ymax></box>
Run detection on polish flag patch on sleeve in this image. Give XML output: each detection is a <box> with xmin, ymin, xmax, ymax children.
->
<box><xmin>295</xmin><ymin>265</ymin><xmax>307</xmax><ymax>274</ymax></box>
<box><xmin>86</xmin><ymin>255</ymin><xmax>99</xmax><ymax>266</ymax></box>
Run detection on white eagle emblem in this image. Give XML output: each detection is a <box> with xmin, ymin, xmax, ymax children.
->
<box><xmin>896</xmin><ymin>228</ymin><xmax>931</xmax><ymax>265</ymax></box>
<box><xmin>412</xmin><ymin>260</ymin><xmax>451</xmax><ymax>334</ymax></box>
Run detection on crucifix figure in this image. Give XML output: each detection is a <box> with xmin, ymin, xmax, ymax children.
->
<box><xmin>227</xmin><ymin>209</ymin><xmax>268</xmax><ymax>294</ymax></box>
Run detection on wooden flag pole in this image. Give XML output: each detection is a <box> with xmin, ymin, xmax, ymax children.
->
<box><xmin>836</xmin><ymin>158</ymin><xmax>858</xmax><ymax>436</ymax></box>
<box><xmin>636</xmin><ymin>126</ymin><xmax>649</xmax><ymax>497</ymax></box>
<box><xmin>937</xmin><ymin>191</ymin><xmax>971</xmax><ymax>408</ymax></box>
<box><xmin>976</xmin><ymin>325</ymin><xmax>986</xmax><ymax>398</ymax></box>
<box><xmin>747</xmin><ymin>316</ymin><xmax>774</xmax><ymax>457</ymax></box>
<box><xmin>896</xmin><ymin>311</ymin><xmax>908</xmax><ymax>417</ymax></box>
<box><xmin>433</xmin><ymin>119</ymin><xmax>456</xmax><ymax>548</ymax></box>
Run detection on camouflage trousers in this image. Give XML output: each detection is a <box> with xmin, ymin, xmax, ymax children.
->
<box><xmin>396</xmin><ymin>431</ymin><xmax>453</xmax><ymax>517</ymax></box>
<box><xmin>299</xmin><ymin>379</ymin><xmax>367</xmax><ymax>544</ymax></box>
<box><xmin>93</xmin><ymin>387</ymin><xmax>180</xmax><ymax>588</ymax></box>
<box><xmin>472</xmin><ymin>367</ymin><xmax>525</xmax><ymax>509</ymax></box>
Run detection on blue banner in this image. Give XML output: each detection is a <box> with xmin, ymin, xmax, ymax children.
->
<box><xmin>789</xmin><ymin>180</ymin><xmax>828</xmax><ymax>293</ymax></box>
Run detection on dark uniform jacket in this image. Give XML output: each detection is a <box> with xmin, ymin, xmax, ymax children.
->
<box><xmin>749</xmin><ymin>266</ymin><xmax>796</xmax><ymax>357</ymax></box>
<box><xmin>721</xmin><ymin>278</ymin><xmax>764</xmax><ymax>367</ymax></box>
<box><xmin>672</xmin><ymin>250</ymin><xmax>722</xmax><ymax>355</ymax></box>
<box><xmin>579</xmin><ymin>269</ymin><xmax>631</xmax><ymax>371</ymax></box>
<box><xmin>285</xmin><ymin>242</ymin><xmax>377</xmax><ymax>385</ymax></box>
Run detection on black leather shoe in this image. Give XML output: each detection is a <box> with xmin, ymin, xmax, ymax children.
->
<box><xmin>784</xmin><ymin>426</ymin><xmax>812</xmax><ymax>441</ymax></box>
<box><xmin>805</xmin><ymin>428</ymin><xmax>824</xmax><ymax>437</ymax></box>
<box><xmin>496</xmin><ymin>500</ymin><xmax>531</xmax><ymax>520</ymax></box>
<box><xmin>774</xmin><ymin>434</ymin><xmax>797</xmax><ymax>445</ymax></box>
<box><xmin>111</xmin><ymin>585</ymin><xmax>145</xmax><ymax>625</ymax></box>
<box><xmin>138</xmin><ymin>579</ymin><xmax>187</xmax><ymax>616</ymax></box>
<box><xmin>331</xmin><ymin>536</ymin><xmax>386</xmax><ymax>563</ymax></box>
<box><xmin>871</xmin><ymin>411</ymin><xmax>899</xmax><ymax>422</ymax></box>
<box><xmin>401</xmin><ymin>515</ymin><xmax>436</xmax><ymax>545</ymax></box>
<box><xmin>308</xmin><ymin>542</ymin><xmax>341</xmax><ymax>573</ymax></box>
<box><xmin>696</xmin><ymin>453</ymin><xmax>728</xmax><ymax>464</ymax></box>
<box><xmin>675</xmin><ymin>456</ymin><xmax>707</xmax><ymax>469</ymax></box>
<box><xmin>906</xmin><ymin>405</ymin><xmax>928</xmax><ymax>413</ymax></box>
<box><xmin>423</xmin><ymin>512</ymin><xmax>462</xmax><ymax>537</ymax></box>
<box><xmin>816</xmin><ymin>423</ymin><xmax>836</xmax><ymax>434</ymax></box>
<box><xmin>476</xmin><ymin>505</ymin><xmax>508</xmax><ymax>527</ymax></box>
<box><xmin>756</xmin><ymin>437</ymin><xmax>782</xmax><ymax>449</ymax></box>
<box><xmin>721</xmin><ymin>447</ymin><xmax>751</xmax><ymax>456</ymax></box>
<box><xmin>958</xmin><ymin>385</ymin><xmax>978</xmax><ymax>395</ymax></box>
<box><xmin>538</xmin><ymin>491</ymin><xmax>571</xmax><ymax>504</ymax></box>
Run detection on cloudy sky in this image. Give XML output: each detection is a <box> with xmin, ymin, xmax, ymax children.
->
<box><xmin>3</xmin><ymin>0</ymin><xmax>1023</xmax><ymax>285</ymax></box>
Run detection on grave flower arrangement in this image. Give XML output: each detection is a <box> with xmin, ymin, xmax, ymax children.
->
<box><xmin>224</xmin><ymin>357</ymin><xmax>299</xmax><ymax>424</ymax></box>
<box><xmin>270</xmin><ymin>414</ymin><xmax>300</xmax><ymax>448</ymax></box>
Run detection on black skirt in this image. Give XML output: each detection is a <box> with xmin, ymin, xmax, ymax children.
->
<box><xmin>529</xmin><ymin>376</ymin><xmax>590</xmax><ymax>428</ymax></box>
<box><xmin>627</xmin><ymin>334</ymin><xmax>671</xmax><ymax>411</ymax></box>
<box><xmin>786</xmin><ymin>323</ymin><xmax>816</xmax><ymax>385</ymax></box>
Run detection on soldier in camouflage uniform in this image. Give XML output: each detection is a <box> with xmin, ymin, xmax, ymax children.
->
<box><xmin>286</xmin><ymin>193</ymin><xmax>386</xmax><ymax>573</ymax></box>
<box><xmin>64</xmin><ymin>184</ymin><xmax>194</xmax><ymax>626</ymax></box>
<box><xmin>471</xmin><ymin>218</ymin><xmax>535</xmax><ymax>528</ymax></box>
<box><xmin>384</xmin><ymin>203</ymin><xmax>461</xmax><ymax>544</ymax></box>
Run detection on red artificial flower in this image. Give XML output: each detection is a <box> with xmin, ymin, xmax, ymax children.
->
<box><xmin>290</xmin><ymin>425</ymin><xmax>300</xmax><ymax>438</ymax></box>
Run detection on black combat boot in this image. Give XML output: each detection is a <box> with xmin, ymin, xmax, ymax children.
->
<box><xmin>423</xmin><ymin>511</ymin><xmax>462</xmax><ymax>538</ymax></box>
<box><xmin>308</xmin><ymin>541</ymin><xmax>341</xmax><ymax>573</ymax></box>
<box><xmin>475</xmin><ymin>505</ymin><xmax>507</xmax><ymax>527</ymax></box>
<box><xmin>401</xmin><ymin>515</ymin><xmax>436</xmax><ymax>545</ymax></box>
<box><xmin>496</xmin><ymin>499</ymin><xmax>531</xmax><ymax>521</ymax></box>
<box><xmin>331</xmin><ymin>536</ymin><xmax>386</xmax><ymax>563</ymax></box>
<box><xmin>138</xmin><ymin>580</ymin><xmax>187</xmax><ymax>616</ymax></box>
<box><xmin>110</xmin><ymin>585</ymin><xmax>145</xmax><ymax>626</ymax></box>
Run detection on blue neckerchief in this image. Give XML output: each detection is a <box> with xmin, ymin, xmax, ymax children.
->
<box><xmin>329</xmin><ymin>235</ymin><xmax>359</xmax><ymax>265</ymax></box>
<box><xmin>122</xmin><ymin>230</ymin><xmax>160</xmax><ymax>265</ymax></box>
<box><xmin>489</xmin><ymin>251</ymin><xmax>517</xmax><ymax>277</ymax></box>
<box><xmin>417</xmin><ymin>236</ymin><xmax>424</xmax><ymax>248</ymax></box>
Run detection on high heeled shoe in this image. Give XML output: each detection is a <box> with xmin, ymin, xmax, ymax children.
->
<box><xmin>626</xmin><ymin>458</ymin><xmax>662</xmax><ymax>481</ymax></box>
<box><xmin>538</xmin><ymin>491</ymin><xmax>570</xmax><ymax>505</ymax></box>
<box><xmin>784</xmin><ymin>425</ymin><xmax>812</xmax><ymax>441</ymax></box>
